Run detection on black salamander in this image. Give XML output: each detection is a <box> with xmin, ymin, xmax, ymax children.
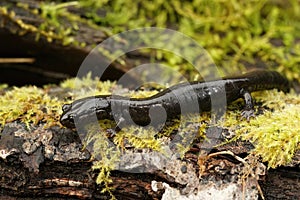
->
<box><xmin>60</xmin><ymin>70</ymin><xmax>290</xmax><ymax>128</ymax></box>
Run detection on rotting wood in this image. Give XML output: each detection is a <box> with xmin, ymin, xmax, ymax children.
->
<box><xmin>1</xmin><ymin>120</ymin><xmax>298</xmax><ymax>199</ymax></box>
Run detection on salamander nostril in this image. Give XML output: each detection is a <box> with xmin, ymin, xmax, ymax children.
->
<box><xmin>62</xmin><ymin>104</ymin><xmax>71</xmax><ymax>112</ymax></box>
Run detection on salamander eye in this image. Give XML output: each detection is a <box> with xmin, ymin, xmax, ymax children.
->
<box><xmin>62</xmin><ymin>104</ymin><xmax>71</xmax><ymax>112</ymax></box>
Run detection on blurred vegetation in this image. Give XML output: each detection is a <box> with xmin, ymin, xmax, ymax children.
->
<box><xmin>2</xmin><ymin>0</ymin><xmax>300</xmax><ymax>80</ymax></box>
<box><xmin>79</xmin><ymin>0</ymin><xmax>300</xmax><ymax>80</ymax></box>
<box><xmin>35</xmin><ymin>0</ymin><xmax>300</xmax><ymax>80</ymax></box>
<box><xmin>80</xmin><ymin>0</ymin><xmax>300</xmax><ymax>80</ymax></box>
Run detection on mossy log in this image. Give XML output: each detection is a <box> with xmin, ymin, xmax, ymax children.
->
<box><xmin>0</xmin><ymin>121</ymin><xmax>299</xmax><ymax>199</ymax></box>
<box><xmin>0</xmin><ymin>123</ymin><xmax>162</xmax><ymax>199</ymax></box>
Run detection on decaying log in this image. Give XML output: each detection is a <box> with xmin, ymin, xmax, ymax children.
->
<box><xmin>1</xmin><ymin>119</ymin><xmax>298</xmax><ymax>199</ymax></box>
<box><xmin>0</xmin><ymin>121</ymin><xmax>261</xmax><ymax>199</ymax></box>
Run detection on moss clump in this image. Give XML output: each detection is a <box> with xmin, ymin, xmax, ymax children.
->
<box><xmin>223</xmin><ymin>90</ymin><xmax>300</xmax><ymax>168</ymax></box>
<box><xmin>0</xmin><ymin>74</ymin><xmax>117</xmax><ymax>132</ymax></box>
<box><xmin>82</xmin><ymin>123</ymin><xmax>120</xmax><ymax>198</ymax></box>
<box><xmin>60</xmin><ymin>72</ymin><xmax>118</xmax><ymax>100</ymax></box>
<box><xmin>69</xmin><ymin>75</ymin><xmax>209</xmax><ymax>197</ymax></box>
<box><xmin>0</xmin><ymin>86</ymin><xmax>63</xmax><ymax>130</ymax></box>
<box><xmin>0</xmin><ymin>84</ymin><xmax>8</xmax><ymax>91</ymax></box>
<box><xmin>83</xmin><ymin>114</ymin><xmax>208</xmax><ymax>198</ymax></box>
<box><xmin>244</xmin><ymin>104</ymin><xmax>300</xmax><ymax>168</ymax></box>
<box><xmin>114</xmin><ymin>126</ymin><xmax>163</xmax><ymax>151</ymax></box>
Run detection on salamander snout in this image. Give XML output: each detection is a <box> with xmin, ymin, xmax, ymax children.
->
<box><xmin>60</xmin><ymin>104</ymin><xmax>76</xmax><ymax>128</ymax></box>
<box><xmin>60</xmin><ymin>113</ymin><xmax>76</xmax><ymax>128</ymax></box>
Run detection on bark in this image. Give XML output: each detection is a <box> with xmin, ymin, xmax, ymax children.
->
<box><xmin>0</xmin><ymin>121</ymin><xmax>299</xmax><ymax>199</ymax></box>
<box><xmin>0</xmin><ymin>123</ymin><xmax>163</xmax><ymax>199</ymax></box>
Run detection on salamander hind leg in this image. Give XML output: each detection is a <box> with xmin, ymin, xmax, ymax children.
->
<box><xmin>240</xmin><ymin>89</ymin><xmax>255</xmax><ymax>121</ymax></box>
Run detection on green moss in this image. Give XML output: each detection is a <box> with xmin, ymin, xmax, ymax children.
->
<box><xmin>0</xmin><ymin>2</ymin><xmax>109</xmax><ymax>47</ymax></box>
<box><xmin>84</xmin><ymin>113</ymin><xmax>209</xmax><ymax>197</ymax></box>
<box><xmin>60</xmin><ymin>72</ymin><xmax>117</xmax><ymax>99</ymax></box>
<box><xmin>222</xmin><ymin>90</ymin><xmax>300</xmax><ymax>168</ymax></box>
<box><xmin>83</xmin><ymin>123</ymin><xmax>120</xmax><ymax>194</ymax></box>
<box><xmin>0</xmin><ymin>84</ymin><xmax>8</xmax><ymax>91</ymax></box>
<box><xmin>0</xmin><ymin>86</ymin><xmax>63</xmax><ymax>130</ymax></box>
<box><xmin>172</xmin><ymin>114</ymin><xmax>209</xmax><ymax>158</ymax></box>
<box><xmin>78</xmin><ymin>0</ymin><xmax>300</xmax><ymax>80</ymax></box>
<box><xmin>114</xmin><ymin>126</ymin><xmax>163</xmax><ymax>151</ymax></box>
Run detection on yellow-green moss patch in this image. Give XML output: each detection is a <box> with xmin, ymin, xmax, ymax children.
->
<box><xmin>222</xmin><ymin>90</ymin><xmax>300</xmax><ymax>168</ymax></box>
<box><xmin>82</xmin><ymin>123</ymin><xmax>120</xmax><ymax>197</ymax></box>
<box><xmin>0</xmin><ymin>84</ymin><xmax>8</xmax><ymax>91</ymax></box>
<box><xmin>0</xmin><ymin>86</ymin><xmax>63</xmax><ymax>130</ymax></box>
<box><xmin>60</xmin><ymin>72</ymin><xmax>117</xmax><ymax>99</ymax></box>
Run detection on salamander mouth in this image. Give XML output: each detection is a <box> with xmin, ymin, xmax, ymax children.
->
<box><xmin>60</xmin><ymin>113</ymin><xmax>76</xmax><ymax>128</ymax></box>
<box><xmin>60</xmin><ymin>110</ymin><xmax>101</xmax><ymax>129</ymax></box>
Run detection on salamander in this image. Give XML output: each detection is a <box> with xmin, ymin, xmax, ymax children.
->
<box><xmin>60</xmin><ymin>70</ymin><xmax>290</xmax><ymax>129</ymax></box>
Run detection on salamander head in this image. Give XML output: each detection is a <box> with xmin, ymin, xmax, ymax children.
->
<box><xmin>60</xmin><ymin>103</ymin><xmax>76</xmax><ymax>128</ymax></box>
<box><xmin>60</xmin><ymin>97</ymin><xmax>110</xmax><ymax>129</ymax></box>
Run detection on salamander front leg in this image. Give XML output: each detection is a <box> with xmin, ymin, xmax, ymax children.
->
<box><xmin>112</xmin><ymin>109</ymin><xmax>131</xmax><ymax>130</ymax></box>
<box><xmin>240</xmin><ymin>89</ymin><xmax>255</xmax><ymax>121</ymax></box>
<box><xmin>106</xmin><ymin>114</ymin><xmax>126</xmax><ymax>137</ymax></box>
